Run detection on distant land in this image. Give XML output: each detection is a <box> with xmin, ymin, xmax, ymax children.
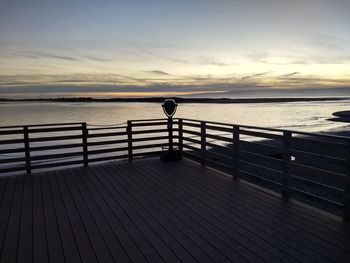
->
<box><xmin>0</xmin><ymin>97</ymin><xmax>349</xmax><ymax>104</ymax></box>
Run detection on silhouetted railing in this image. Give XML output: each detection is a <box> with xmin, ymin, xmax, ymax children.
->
<box><xmin>0</xmin><ymin>119</ymin><xmax>177</xmax><ymax>174</ymax></box>
<box><xmin>0</xmin><ymin>118</ymin><xmax>349</xmax><ymax>220</ymax></box>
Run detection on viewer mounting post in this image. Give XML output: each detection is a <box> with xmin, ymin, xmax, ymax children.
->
<box><xmin>161</xmin><ymin>99</ymin><xmax>181</xmax><ymax>161</ymax></box>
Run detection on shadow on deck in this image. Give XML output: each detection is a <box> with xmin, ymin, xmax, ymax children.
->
<box><xmin>1</xmin><ymin>158</ymin><xmax>350</xmax><ymax>263</ymax></box>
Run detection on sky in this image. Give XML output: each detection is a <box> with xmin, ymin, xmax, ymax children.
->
<box><xmin>0</xmin><ymin>0</ymin><xmax>350</xmax><ymax>98</ymax></box>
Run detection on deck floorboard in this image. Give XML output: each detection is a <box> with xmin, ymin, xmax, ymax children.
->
<box><xmin>1</xmin><ymin>158</ymin><xmax>350</xmax><ymax>263</ymax></box>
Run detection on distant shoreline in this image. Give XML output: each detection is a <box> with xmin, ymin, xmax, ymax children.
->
<box><xmin>0</xmin><ymin>97</ymin><xmax>349</xmax><ymax>104</ymax></box>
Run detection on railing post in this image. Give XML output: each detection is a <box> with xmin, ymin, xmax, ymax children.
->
<box><xmin>127</xmin><ymin>120</ymin><xmax>133</xmax><ymax>161</ymax></box>
<box><xmin>82</xmin><ymin>122</ymin><xmax>88</xmax><ymax>167</ymax></box>
<box><xmin>233</xmin><ymin>125</ymin><xmax>240</xmax><ymax>179</ymax></box>
<box><xmin>282</xmin><ymin>131</ymin><xmax>291</xmax><ymax>200</ymax></box>
<box><xmin>23</xmin><ymin>126</ymin><xmax>31</xmax><ymax>174</ymax></box>
<box><xmin>200</xmin><ymin>121</ymin><xmax>206</xmax><ymax>166</ymax></box>
<box><xmin>343</xmin><ymin>139</ymin><xmax>350</xmax><ymax>221</ymax></box>
<box><xmin>178</xmin><ymin>119</ymin><xmax>183</xmax><ymax>153</ymax></box>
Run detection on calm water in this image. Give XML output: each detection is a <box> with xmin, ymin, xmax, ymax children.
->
<box><xmin>1</xmin><ymin>100</ymin><xmax>350</xmax><ymax>133</ymax></box>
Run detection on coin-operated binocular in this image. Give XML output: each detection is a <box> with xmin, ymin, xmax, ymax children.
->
<box><xmin>161</xmin><ymin>99</ymin><xmax>182</xmax><ymax>161</ymax></box>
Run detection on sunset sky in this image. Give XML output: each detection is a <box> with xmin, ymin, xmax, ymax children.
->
<box><xmin>1</xmin><ymin>0</ymin><xmax>350</xmax><ymax>98</ymax></box>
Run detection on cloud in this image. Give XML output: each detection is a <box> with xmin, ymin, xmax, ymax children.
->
<box><xmin>281</xmin><ymin>72</ymin><xmax>300</xmax><ymax>77</ymax></box>
<box><xmin>81</xmin><ymin>56</ymin><xmax>112</xmax><ymax>62</ymax></box>
<box><xmin>143</xmin><ymin>70</ymin><xmax>171</xmax><ymax>76</ymax></box>
<box><xmin>240</xmin><ymin>71</ymin><xmax>272</xmax><ymax>80</ymax></box>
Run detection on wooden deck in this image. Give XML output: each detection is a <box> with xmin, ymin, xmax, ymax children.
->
<box><xmin>1</xmin><ymin>158</ymin><xmax>350</xmax><ymax>263</ymax></box>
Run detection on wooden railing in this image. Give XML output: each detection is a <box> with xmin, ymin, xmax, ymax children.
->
<box><xmin>0</xmin><ymin>118</ymin><xmax>349</xmax><ymax>220</ymax></box>
<box><xmin>0</xmin><ymin>119</ymin><xmax>176</xmax><ymax>175</ymax></box>
<box><xmin>178</xmin><ymin>118</ymin><xmax>350</xmax><ymax>221</ymax></box>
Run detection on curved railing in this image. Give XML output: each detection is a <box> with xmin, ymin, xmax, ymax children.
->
<box><xmin>0</xmin><ymin>118</ymin><xmax>349</xmax><ymax>220</ymax></box>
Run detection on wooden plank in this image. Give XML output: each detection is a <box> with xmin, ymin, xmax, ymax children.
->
<box><xmin>131</xmin><ymin>121</ymin><xmax>167</xmax><ymax>127</ymax></box>
<box><xmin>289</xmin><ymin>187</ymin><xmax>343</xmax><ymax>208</ymax></box>
<box><xmin>87</xmin><ymin>131</ymin><xmax>127</xmax><ymax>138</ymax></box>
<box><xmin>88</xmin><ymin>147</ymin><xmax>129</xmax><ymax>155</ymax></box>
<box><xmin>30</xmin><ymin>151</ymin><xmax>83</xmax><ymax>161</ymax></box>
<box><xmin>83</xmin><ymin>166</ymin><xmax>165</xmax><ymax>263</ymax></box>
<box><xmin>48</xmin><ymin>171</ymin><xmax>82</xmax><ymax>263</ymax></box>
<box><xmin>205</xmin><ymin>124</ymin><xmax>233</xmax><ymax>133</ymax></box>
<box><xmin>132</xmin><ymin>151</ymin><xmax>163</xmax><ymax>159</ymax></box>
<box><xmin>182</xmin><ymin>143</ymin><xmax>200</xmax><ymax>150</ymax></box>
<box><xmin>290</xmin><ymin>161</ymin><xmax>345</xmax><ymax>183</ymax></box>
<box><xmin>26</xmin><ymin>122</ymin><xmax>83</xmax><ymax>128</ymax></box>
<box><xmin>182</xmin><ymin>121</ymin><xmax>201</xmax><ymax>128</ymax></box>
<box><xmin>130</xmin><ymin>118</ymin><xmax>167</xmax><ymax>122</ymax></box>
<box><xmin>32</xmin><ymin>174</ymin><xmax>49</xmax><ymax>263</ymax></box>
<box><xmin>88</xmin><ymin>126</ymin><xmax>126</xmax><ymax>131</ymax></box>
<box><xmin>0</xmin><ymin>177</ymin><xmax>16</xmax><ymax>260</ymax></box>
<box><xmin>0</xmin><ymin>129</ymin><xmax>24</xmax><ymax>135</ymax></box>
<box><xmin>290</xmin><ymin>149</ymin><xmax>347</xmax><ymax>167</ymax></box>
<box><xmin>54</xmin><ymin>170</ymin><xmax>98</xmax><ymax>263</ymax></box>
<box><xmin>75</xmin><ymin>168</ymin><xmax>146</xmax><ymax>263</ymax></box>
<box><xmin>29</xmin><ymin>134</ymin><xmax>82</xmax><ymax>143</ymax></box>
<box><xmin>29</xmin><ymin>126</ymin><xmax>82</xmax><ymax>133</ymax></box>
<box><xmin>124</xmin><ymin>161</ymin><xmax>269</xmax><ymax>263</ymax></box>
<box><xmin>206</xmin><ymin>133</ymin><xmax>233</xmax><ymax>144</ymax></box>
<box><xmin>0</xmin><ymin>157</ymin><xmax>26</xmax><ymax>164</ymax></box>
<box><xmin>155</xmin><ymin>162</ymin><xmax>326</xmax><ymax>263</ymax></box>
<box><xmin>62</xmin><ymin>169</ymin><xmax>115</xmax><ymax>263</ymax></box>
<box><xmin>98</xmin><ymin>164</ymin><xmax>216</xmax><ymax>263</ymax></box>
<box><xmin>238</xmin><ymin>159</ymin><xmax>282</xmax><ymax>175</ymax></box>
<box><xmin>290</xmin><ymin>174</ymin><xmax>343</xmax><ymax>193</ymax></box>
<box><xmin>0</xmin><ymin>177</ymin><xmax>9</xmax><ymax>207</ymax></box>
<box><xmin>141</xmin><ymin>160</ymin><xmax>347</xmax><ymax>262</ymax></box>
<box><xmin>88</xmin><ymin>154</ymin><xmax>129</xmax><ymax>163</ymax></box>
<box><xmin>0</xmin><ymin>176</ymin><xmax>24</xmax><ymax>263</ymax></box>
<box><xmin>132</xmin><ymin>129</ymin><xmax>168</xmax><ymax>135</ymax></box>
<box><xmin>178</xmin><ymin>160</ymin><xmax>350</xmax><ymax>258</ymax></box>
<box><xmin>87</xmin><ymin>139</ymin><xmax>127</xmax><ymax>147</ymax></box>
<box><xmin>30</xmin><ymin>143</ymin><xmax>83</xmax><ymax>152</ymax></box>
<box><xmin>240</xmin><ymin>129</ymin><xmax>282</xmax><ymax>140</ymax></box>
<box><xmin>69</xmin><ymin>168</ymin><xmax>131</xmax><ymax>263</ymax></box>
<box><xmin>132</xmin><ymin>135</ymin><xmax>168</xmax><ymax>143</ymax></box>
<box><xmin>182</xmin><ymin>137</ymin><xmax>201</xmax><ymax>145</ymax></box>
<box><xmin>40</xmin><ymin>174</ymin><xmax>65</xmax><ymax>263</ymax></box>
<box><xmin>0</xmin><ymin>148</ymin><xmax>24</xmax><ymax>154</ymax></box>
<box><xmin>0</xmin><ymin>139</ymin><xmax>24</xmax><ymax>145</ymax></box>
<box><xmin>182</xmin><ymin>129</ymin><xmax>201</xmax><ymax>136</ymax></box>
<box><xmin>17</xmin><ymin>174</ymin><xmax>33</xmax><ymax>263</ymax></box>
<box><xmin>89</xmin><ymin>165</ymin><xmax>190</xmax><ymax>263</ymax></box>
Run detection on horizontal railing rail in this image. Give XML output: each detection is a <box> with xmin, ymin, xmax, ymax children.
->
<box><xmin>0</xmin><ymin>120</ymin><xmax>173</xmax><ymax>175</ymax></box>
<box><xmin>0</xmin><ymin>117</ymin><xmax>349</xmax><ymax>220</ymax></box>
<box><xmin>178</xmin><ymin>118</ymin><xmax>350</xmax><ymax>221</ymax></box>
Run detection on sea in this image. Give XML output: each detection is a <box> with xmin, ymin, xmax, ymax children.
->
<box><xmin>1</xmin><ymin>100</ymin><xmax>350</xmax><ymax>133</ymax></box>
